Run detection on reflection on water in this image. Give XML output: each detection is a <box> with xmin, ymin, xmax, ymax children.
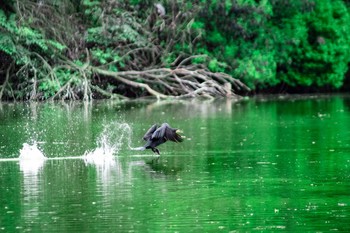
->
<box><xmin>17</xmin><ymin>143</ymin><xmax>46</xmax><ymax>232</ymax></box>
<box><xmin>0</xmin><ymin>95</ymin><xmax>350</xmax><ymax>232</ymax></box>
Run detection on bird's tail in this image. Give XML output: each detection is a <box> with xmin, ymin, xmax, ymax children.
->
<box><xmin>129</xmin><ymin>146</ymin><xmax>146</xmax><ymax>151</ymax></box>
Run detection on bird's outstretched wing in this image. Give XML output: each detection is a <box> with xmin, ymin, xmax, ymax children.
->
<box><xmin>152</xmin><ymin>123</ymin><xmax>183</xmax><ymax>142</ymax></box>
<box><xmin>143</xmin><ymin>124</ymin><xmax>158</xmax><ymax>141</ymax></box>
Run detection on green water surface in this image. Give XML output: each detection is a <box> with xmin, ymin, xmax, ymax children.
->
<box><xmin>0</xmin><ymin>95</ymin><xmax>350</xmax><ymax>232</ymax></box>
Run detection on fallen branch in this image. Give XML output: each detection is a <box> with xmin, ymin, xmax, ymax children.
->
<box><xmin>90</xmin><ymin>84</ymin><xmax>129</xmax><ymax>100</ymax></box>
<box><xmin>92</xmin><ymin>66</ymin><xmax>249</xmax><ymax>99</ymax></box>
<box><xmin>94</xmin><ymin>67</ymin><xmax>168</xmax><ymax>99</ymax></box>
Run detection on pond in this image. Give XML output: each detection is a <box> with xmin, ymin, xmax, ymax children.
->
<box><xmin>0</xmin><ymin>95</ymin><xmax>350</xmax><ymax>232</ymax></box>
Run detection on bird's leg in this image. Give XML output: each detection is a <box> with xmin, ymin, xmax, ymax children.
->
<box><xmin>152</xmin><ymin>148</ymin><xmax>160</xmax><ymax>155</ymax></box>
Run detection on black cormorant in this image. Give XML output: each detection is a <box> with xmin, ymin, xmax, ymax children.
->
<box><xmin>140</xmin><ymin>123</ymin><xmax>183</xmax><ymax>154</ymax></box>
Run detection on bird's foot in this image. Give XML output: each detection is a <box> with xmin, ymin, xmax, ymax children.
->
<box><xmin>152</xmin><ymin>148</ymin><xmax>160</xmax><ymax>155</ymax></box>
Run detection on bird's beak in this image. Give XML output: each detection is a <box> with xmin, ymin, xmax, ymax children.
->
<box><xmin>176</xmin><ymin>129</ymin><xmax>183</xmax><ymax>134</ymax></box>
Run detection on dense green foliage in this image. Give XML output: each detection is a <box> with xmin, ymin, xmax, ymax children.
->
<box><xmin>190</xmin><ymin>0</ymin><xmax>350</xmax><ymax>89</ymax></box>
<box><xmin>1</xmin><ymin>0</ymin><xmax>350</xmax><ymax>100</ymax></box>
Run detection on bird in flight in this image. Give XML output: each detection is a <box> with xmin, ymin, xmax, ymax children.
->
<box><xmin>139</xmin><ymin>123</ymin><xmax>183</xmax><ymax>154</ymax></box>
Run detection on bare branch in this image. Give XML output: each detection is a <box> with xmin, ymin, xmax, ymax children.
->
<box><xmin>92</xmin><ymin>65</ymin><xmax>248</xmax><ymax>99</ymax></box>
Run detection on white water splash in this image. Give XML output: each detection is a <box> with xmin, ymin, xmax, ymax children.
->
<box><xmin>15</xmin><ymin>122</ymin><xmax>133</xmax><ymax>173</ymax></box>
<box><xmin>129</xmin><ymin>146</ymin><xmax>146</xmax><ymax>151</ymax></box>
<box><xmin>19</xmin><ymin>143</ymin><xmax>47</xmax><ymax>174</ymax></box>
<box><xmin>83</xmin><ymin>122</ymin><xmax>132</xmax><ymax>166</ymax></box>
<box><xmin>83</xmin><ymin>144</ymin><xmax>116</xmax><ymax>167</ymax></box>
<box><xmin>83</xmin><ymin>122</ymin><xmax>132</xmax><ymax>186</ymax></box>
<box><xmin>19</xmin><ymin>143</ymin><xmax>47</xmax><ymax>160</ymax></box>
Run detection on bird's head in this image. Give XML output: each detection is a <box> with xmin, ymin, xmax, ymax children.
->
<box><xmin>175</xmin><ymin>129</ymin><xmax>183</xmax><ymax>134</ymax></box>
